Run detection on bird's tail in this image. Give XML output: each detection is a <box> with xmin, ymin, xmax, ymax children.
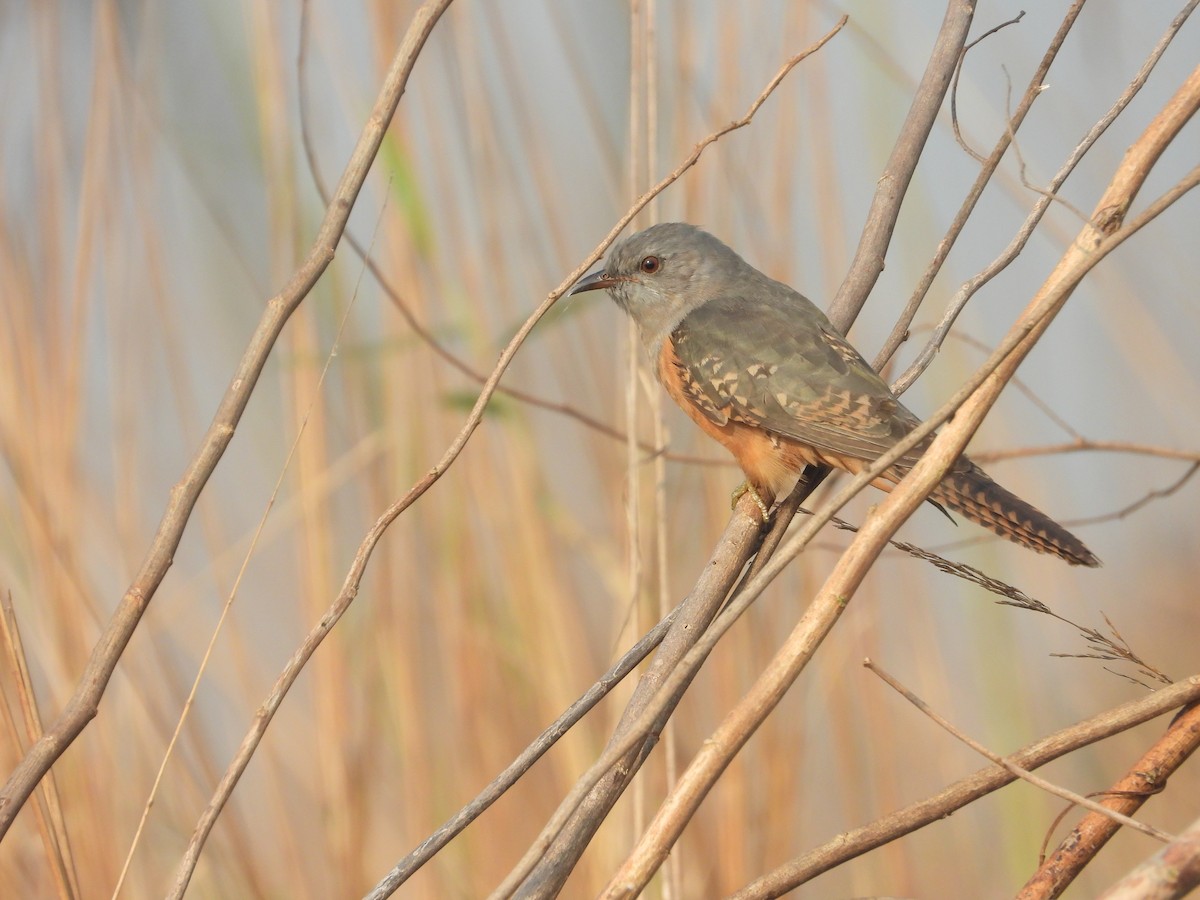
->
<box><xmin>925</xmin><ymin>465</ymin><xmax>1100</xmax><ymax>567</ymax></box>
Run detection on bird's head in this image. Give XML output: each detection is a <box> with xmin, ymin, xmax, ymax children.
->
<box><xmin>570</xmin><ymin>222</ymin><xmax>749</xmax><ymax>352</ymax></box>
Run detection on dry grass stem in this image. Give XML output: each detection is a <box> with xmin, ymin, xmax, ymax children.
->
<box><xmin>0</xmin><ymin>0</ymin><xmax>458</xmax><ymax>843</ymax></box>
<box><xmin>0</xmin><ymin>593</ymin><xmax>78</xmax><ymax>898</ymax></box>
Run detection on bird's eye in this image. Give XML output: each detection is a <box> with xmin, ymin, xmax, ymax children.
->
<box><xmin>639</xmin><ymin>255</ymin><xmax>661</xmax><ymax>274</ymax></box>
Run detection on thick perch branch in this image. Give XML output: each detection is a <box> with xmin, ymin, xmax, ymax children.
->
<box><xmin>494</xmin><ymin>26</ymin><xmax>852</xmax><ymax>899</ymax></box>
<box><xmin>498</xmin><ymin>6</ymin><xmax>979</xmax><ymax>894</ymax></box>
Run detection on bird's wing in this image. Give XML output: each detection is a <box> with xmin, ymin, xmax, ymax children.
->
<box><xmin>668</xmin><ymin>294</ymin><xmax>931</xmax><ymax>465</ymax></box>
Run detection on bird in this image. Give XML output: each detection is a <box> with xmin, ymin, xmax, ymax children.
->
<box><xmin>571</xmin><ymin>222</ymin><xmax>1099</xmax><ymax>567</ymax></box>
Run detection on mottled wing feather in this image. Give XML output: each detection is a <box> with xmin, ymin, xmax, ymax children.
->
<box><xmin>670</xmin><ymin>294</ymin><xmax>931</xmax><ymax>466</ymax></box>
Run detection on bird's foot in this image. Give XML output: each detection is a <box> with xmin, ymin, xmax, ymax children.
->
<box><xmin>731</xmin><ymin>481</ymin><xmax>772</xmax><ymax>523</ymax></box>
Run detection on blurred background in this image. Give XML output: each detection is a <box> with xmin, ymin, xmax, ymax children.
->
<box><xmin>1</xmin><ymin>1</ymin><xmax>1198</xmax><ymax>896</ymax></box>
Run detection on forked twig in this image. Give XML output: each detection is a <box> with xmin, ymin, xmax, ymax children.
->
<box><xmin>950</xmin><ymin>9</ymin><xmax>1028</xmax><ymax>162</ymax></box>
<box><xmin>889</xmin><ymin>0</ymin><xmax>1198</xmax><ymax>394</ymax></box>
<box><xmin>973</xmin><ymin>442</ymin><xmax>1200</xmax><ymax>466</ymax></box>
<box><xmin>873</xmin><ymin>0</ymin><xmax>1088</xmax><ymax>374</ymax></box>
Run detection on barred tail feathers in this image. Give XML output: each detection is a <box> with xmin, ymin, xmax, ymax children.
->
<box><xmin>927</xmin><ymin>466</ymin><xmax>1100</xmax><ymax>567</ymax></box>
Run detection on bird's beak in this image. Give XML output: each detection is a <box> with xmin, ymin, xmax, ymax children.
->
<box><xmin>569</xmin><ymin>269</ymin><xmax>616</xmax><ymax>295</ymax></box>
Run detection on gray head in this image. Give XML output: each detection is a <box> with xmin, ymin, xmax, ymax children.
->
<box><xmin>570</xmin><ymin>223</ymin><xmax>756</xmax><ymax>352</ymax></box>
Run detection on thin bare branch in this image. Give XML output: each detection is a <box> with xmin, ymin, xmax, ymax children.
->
<box><xmin>1006</xmin><ymin>65</ymin><xmax>1094</xmax><ymax>225</ymax></box>
<box><xmin>972</xmin><ymin>441</ymin><xmax>1200</xmax><ymax>465</ymax></box>
<box><xmin>950</xmin><ymin>9</ymin><xmax>1029</xmax><ymax>163</ymax></box>
<box><xmin>1065</xmin><ymin>461</ymin><xmax>1200</xmax><ymax>526</ymax></box>
<box><xmin>866</xmin><ymin>659</ymin><xmax>1174</xmax><ymax>842</ymax></box>
<box><xmin>364</xmin><ymin>611</ymin><xmax>677</xmax><ymax>898</ymax></box>
<box><xmin>731</xmin><ymin>676</ymin><xmax>1200</xmax><ymax>899</ymax></box>
<box><xmin>827</xmin><ymin>0</ymin><xmax>976</xmax><ymax>333</ymax></box>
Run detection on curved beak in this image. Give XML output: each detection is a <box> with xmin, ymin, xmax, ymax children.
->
<box><xmin>569</xmin><ymin>269</ymin><xmax>616</xmax><ymax>295</ymax></box>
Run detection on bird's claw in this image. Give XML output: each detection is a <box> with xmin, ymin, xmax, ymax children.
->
<box><xmin>731</xmin><ymin>481</ymin><xmax>772</xmax><ymax>524</ymax></box>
